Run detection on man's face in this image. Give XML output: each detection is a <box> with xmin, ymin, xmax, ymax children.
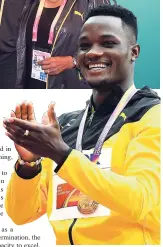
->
<box><xmin>77</xmin><ymin>16</ymin><xmax>135</xmax><ymax>89</ymax></box>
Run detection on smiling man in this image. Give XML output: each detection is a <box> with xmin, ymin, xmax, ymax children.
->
<box><xmin>4</xmin><ymin>5</ymin><xmax>160</xmax><ymax>245</ymax></box>
<box><xmin>78</xmin><ymin>4</ymin><xmax>139</xmax><ymax>91</ymax></box>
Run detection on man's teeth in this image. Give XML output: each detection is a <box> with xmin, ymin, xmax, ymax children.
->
<box><xmin>89</xmin><ymin>64</ymin><xmax>107</xmax><ymax>69</ymax></box>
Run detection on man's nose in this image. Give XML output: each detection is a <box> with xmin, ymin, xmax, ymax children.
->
<box><xmin>86</xmin><ymin>45</ymin><xmax>103</xmax><ymax>59</ymax></box>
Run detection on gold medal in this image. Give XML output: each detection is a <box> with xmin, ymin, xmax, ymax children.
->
<box><xmin>77</xmin><ymin>193</ymin><xmax>98</xmax><ymax>214</ymax></box>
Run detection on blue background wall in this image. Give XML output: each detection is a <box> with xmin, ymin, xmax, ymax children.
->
<box><xmin>116</xmin><ymin>0</ymin><xmax>160</xmax><ymax>88</ymax></box>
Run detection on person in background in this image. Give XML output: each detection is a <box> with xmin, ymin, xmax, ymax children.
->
<box><xmin>15</xmin><ymin>0</ymin><xmax>113</xmax><ymax>89</ymax></box>
<box><xmin>4</xmin><ymin>5</ymin><xmax>160</xmax><ymax>245</ymax></box>
<box><xmin>0</xmin><ymin>0</ymin><xmax>27</xmax><ymax>88</ymax></box>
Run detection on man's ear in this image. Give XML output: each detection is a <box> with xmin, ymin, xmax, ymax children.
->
<box><xmin>131</xmin><ymin>44</ymin><xmax>140</xmax><ymax>62</ymax></box>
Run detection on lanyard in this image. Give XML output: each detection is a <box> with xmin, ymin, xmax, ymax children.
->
<box><xmin>0</xmin><ymin>0</ymin><xmax>5</xmax><ymax>25</ymax></box>
<box><xmin>32</xmin><ymin>0</ymin><xmax>67</xmax><ymax>45</ymax></box>
<box><xmin>76</xmin><ymin>85</ymin><xmax>138</xmax><ymax>163</ymax></box>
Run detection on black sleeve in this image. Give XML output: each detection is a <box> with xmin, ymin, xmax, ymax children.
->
<box><xmin>58</xmin><ymin>110</ymin><xmax>83</xmax><ymax>130</ymax></box>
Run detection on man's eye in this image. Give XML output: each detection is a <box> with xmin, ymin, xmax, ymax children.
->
<box><xmin>102</xmin><ymin>41</ymin><xmax>115</xmax><ymax>48</ymax></box>
<box><xmin>79</xmin><ymin>43</ymin><xmax>90</xmax><ymax>50</ymax></box>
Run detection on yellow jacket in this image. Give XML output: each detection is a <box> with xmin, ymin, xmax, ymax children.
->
<box><xmin>5</xmin><ymin>104</ymin><xmax>160</xmax><ymax>245</ymax></box>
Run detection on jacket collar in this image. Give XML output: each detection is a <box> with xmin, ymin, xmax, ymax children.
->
<box><xmin>87</xmin><ymin>85</ymin><xmax>124</xmax><ymax>117</ymax></box>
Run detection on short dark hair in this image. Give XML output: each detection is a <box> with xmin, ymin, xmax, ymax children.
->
<box><xmin>85</xmin><ymin>5</ymin><xmax>138</xmax><ymax>43</ymax></box>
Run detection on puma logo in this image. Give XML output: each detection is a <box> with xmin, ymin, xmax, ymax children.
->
<box><xmin>120</xmin><ymin>112</ymin><xmax>127</xmax><ymax>121</ymax></box>
<box><xmin>74</xmin><ymin>11</ymin><xmax>84</xmax><ymax>21</ymax></box>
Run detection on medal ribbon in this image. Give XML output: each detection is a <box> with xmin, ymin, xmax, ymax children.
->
<box><xmin>32</xmin><ymin>0</ymin><xmax>67</xmax><ymax>44</ymax></box>
<box><xmin>76</xmin><ymin>85</ymin><xmax>137</xmax><ymax>214</ymax></box>
<box><xmin>76</xmin><ymin>85</ymin><xmax>138</xmax><ymax>163</ymax></box>
<box><xmin>0</xmin><ymin>0</ymin><xmax>5</xmax><ymax>25</ymax></box>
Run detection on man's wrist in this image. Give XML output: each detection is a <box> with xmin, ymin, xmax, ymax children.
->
<box><xmin>67</xmin><ymin>56</ymin><xmax>76</xmax><ymax>69</ymax></box>
<box><xmin>18</xmin><ymin>155</ymin><xmax>41</xmax><ymax>163</ymax></box>
<box><xmin>72</xmin><ymin>56</ymin><xmax>77</xmax><ymax>68</ymax></box>
<box><xmin>50</xmin><ymin>143</ymin><xmax>72</xmax><ymax>169</ymax></box>
<box><xmin>15</xmin><ymin>160</ymin><xmax>42</xmax><ymax>179</ymax></box>
<box><xmin>18</xmin><ymin>156</ymin><xmax>42</xmax><ymax>167</ymax></box>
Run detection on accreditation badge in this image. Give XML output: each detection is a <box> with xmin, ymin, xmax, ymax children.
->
<box><xmin>31</xmin><ymin>49</ymin><xmax>50</xmax><ymax>82</ymax></box>
<box><xmin>50</xmin><ymin>148</ymin><xmax>112</xmax><ymax>221</ymax></box>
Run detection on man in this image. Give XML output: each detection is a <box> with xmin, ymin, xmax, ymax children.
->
<box><xmin>0</xmin><ymin>0</ymin><xmax>27</xmax><ymax>88</ymax></box>
<box><xmin>4</xmin><ymin>5</ymin><xmax>160</xmax><ymax>244</ymax></box>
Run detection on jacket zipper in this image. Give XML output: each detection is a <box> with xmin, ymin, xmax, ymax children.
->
<box><xmin>16</xmin><ymin>0</ymin><xmax>38</xmax><ymax>88</ymax></box>
<box><xmin>46</xmin><ymin>0</ymin><xmax>77</xmax><ymax>89</ymax></box>
<box><xmin>88</xmin><ymin>112</ymin><xmax>95</xmax><ymax>126</ymax></box>
<box><xmin>68</xmin><ymin>218</ymin><xmax>77</xmax><ymax>245</ymax></box>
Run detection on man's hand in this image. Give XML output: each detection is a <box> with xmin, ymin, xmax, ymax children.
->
<box><xmin>3</xmin><ymin>102</ymin><xmax>40</xmax><ymax>162</ymax></box>
<box><xmin>3</xmin><ymin>103</ymin><xmax>70</xmax><ymax>165</ymax></box>
<box><xmin>38</xmin><ymin>56</ymin><xmax>74</xmax><ymax>75</ymax></box>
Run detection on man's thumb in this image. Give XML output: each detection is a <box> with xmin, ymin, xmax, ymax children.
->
<box><xmin>48</xmin><ymin>102</ymin><xmax>57</xmax><ymax>125</ymax></box>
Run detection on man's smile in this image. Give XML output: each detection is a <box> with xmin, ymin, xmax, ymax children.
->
<box><xmin>84</xmin><ymin>61</ymin><xmax>113</xmax><ymax>74</ymax></box>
